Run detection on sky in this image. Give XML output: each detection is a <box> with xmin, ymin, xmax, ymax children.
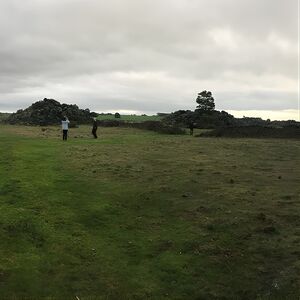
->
<box><xmin>0</xmin><ymin>0</ymin><xmax>298</xmax><ymax>120</ymax></box>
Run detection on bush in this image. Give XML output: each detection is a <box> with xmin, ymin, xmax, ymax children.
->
<box><xmin>130</xmin><ymin>121</ymin><xmax>185</xmax><ymax>135</ymax></box>
<box><xmin>97</xmin><ymin>120</ymin><xmax>125</xmax><ymax>127</ymax></box>
<box><xmin>158</xmin><ymin>126</ymin><xmax>185</xmax><ymax>135</ymax></box>
<box><xmin>69</xmin><ymin>122</ymin><xmax>79</xmax><ymax>128</ymax></box>
<box><xmin>0</xmin><ymin>113</ymin><xmax>11</xmax><ymax>123</ymax></box>
<box><xmin>164</xmin><ymin>109</ymin><xmax>235</xmax><ymax>129</ymax></box>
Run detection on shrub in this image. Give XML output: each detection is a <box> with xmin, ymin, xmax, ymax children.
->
<box><xmin>130</xmin><ymin>121</ymin><xmax>185</xmax><ymax>135</ymax></box>
<box><xmin>97</xmin><ymin>120</ymin><xmax>125</xmax><ymax>127</ymax></box>
<box><xmin>69</xmin><ymin>122</ymin><xmax>79</xmax><ymax>128</ymax></box>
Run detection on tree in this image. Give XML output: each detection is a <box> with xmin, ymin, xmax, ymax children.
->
<box><xmin>196</xmin><ymin>90</ymin><xmax>215</xmax><ymax>111</ymax></box>
<box><xmin>115</xmin><ymin>112</ymin><xmax>121</xmax><ymax>118</ymax></box>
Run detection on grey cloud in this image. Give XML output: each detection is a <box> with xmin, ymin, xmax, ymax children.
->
<box><xmin>219</xmin><ymin>91</ymin><xmax>298</xmax><ymax>111</ymax></box>
<box><xmin>0</xmin><ymin>0</ymin><xmax>297</xmax><ymax>115</ymax></box>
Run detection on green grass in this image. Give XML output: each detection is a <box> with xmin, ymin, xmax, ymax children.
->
<box><xmin>97</xmin><ymin>114</ymin><xmax>163</xmax><ymax>122</ymax></box>
<box><xmin>0</xmin><ymin>125</ymin><xmax>300</xmax><ymax>299</ymax></box>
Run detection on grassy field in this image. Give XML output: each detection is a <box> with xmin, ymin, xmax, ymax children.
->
<box><xmin>0</xmin><ymin>124</ymin><xmax>299</xmax><ymax>299</ymax></box>
<box><xmin>97</xmin><ymin>114</ymin><xmax>163</xmax><ymax>122</ymax></box>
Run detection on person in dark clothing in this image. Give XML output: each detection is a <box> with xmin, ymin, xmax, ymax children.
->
<box><xmin>189</xmin><ymin>122</ymin><xmax>195</xmax><ymax>136</ymax></box>
<box><xmin>92</xmin><ymin>117</ymin><xmax>98</xmax><ymax>138</ymax></box>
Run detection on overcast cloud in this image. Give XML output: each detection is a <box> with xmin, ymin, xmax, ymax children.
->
<box><xmin>0</xmin><ymin>0</ymin><xmax>298</xmax><ymax>119</ymax></box>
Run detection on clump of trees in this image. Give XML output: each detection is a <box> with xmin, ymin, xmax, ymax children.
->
<box><xmin>164</xmin><ymin>91</ymin><xmax>235</xmax><ymax>128</ymax></box>
<box><xmin>7</xmin><ymin>98</ymin><xmax>98</xmax><ymax>125</ymax></box>
<box><xmin>164</xmin><ymin>91</ymin><xmax>300</xmax><ymax>129</ymax></box>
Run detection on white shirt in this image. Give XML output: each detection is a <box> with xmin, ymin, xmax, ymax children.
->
<box><xmin>61</xmin><ymin>120</ymin><xmax>70</xmax><ymax>130</ymax></box>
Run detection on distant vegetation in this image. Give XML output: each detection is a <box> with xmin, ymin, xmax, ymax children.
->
<box><xmin>6</xmin><ymin>98</ymin><xmax>98</xmax><ymax>126</ymax></box>
<box><xmin>3</xmin><ymin>92</ymin><xmax>300</xmax><ymax>137</ymax></box>
<box><xmin>0</xmin><ymin>112</ymin><xmax>11</xmax><ymax>122</ymax></box>
<box><xmin>3</xmin><ymin>98</ymin><xmax>182</xmax><ymax>134</ymax></box>
<box><xmin>97</xmin><ymin>120</ymin><xmax>185</xmax><ymax>135</ymax></box>
<box><xmin>165</xmin><ymin>90</ymin><xmax>300</xmax><ymax>130</ymax></box>
<box><xmin>94</xmin><ymin>112</ymin><xmax>181</xmax><ymax>134</ymax></box>
<box><xmin>97</xmin><ymin>113</ymin><xmax>163</xmax><ymax>122</ymax></box>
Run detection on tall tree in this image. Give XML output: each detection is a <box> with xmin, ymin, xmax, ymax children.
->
<box><xmin>196</xmin><ymin>90</ymin><xmax>215</xmax><ymax>111</ymax></box>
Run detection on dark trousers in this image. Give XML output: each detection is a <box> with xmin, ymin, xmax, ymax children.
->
<box><xmin>92</xmin><ymin>127</ymin><xmax>98</xmax><ymax>138</ymax></box>
<box><xmin>63</xmin><ymin>130</ymin><xmax>68</xmax><ymax>140</ymax></box>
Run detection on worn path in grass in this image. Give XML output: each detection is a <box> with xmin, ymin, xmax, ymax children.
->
<box><xmin>0</xmin><ymin>125</ymin><xmax>299</xmax><ymax>299</ymax></box>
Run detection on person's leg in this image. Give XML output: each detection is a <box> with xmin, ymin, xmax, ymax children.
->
<box><xmin>63</xmin><ymin>130</ymin><xmax>67</xmax><ymax>140</ymax></box>
<box><xmin>92</xmin><ymin>128</ymin><xmax>97</xmax><ymax>138</ymax></box>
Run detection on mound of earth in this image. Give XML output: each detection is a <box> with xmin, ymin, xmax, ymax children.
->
<box><xmin>7</xmin><ymin>98</ymin><xmax>98</xmax><ymax>126</ymax></box>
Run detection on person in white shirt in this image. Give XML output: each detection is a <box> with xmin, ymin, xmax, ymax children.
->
<box><xmin>61</xmin><ymin>116</ymin><xmax>70</xmax><ymax>141</ymax></box>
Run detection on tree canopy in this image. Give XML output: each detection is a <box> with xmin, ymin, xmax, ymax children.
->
<box><xmin>196</xmin><ymin>90</ymin><xmax>215</xmax><ymax>111</ymax></box>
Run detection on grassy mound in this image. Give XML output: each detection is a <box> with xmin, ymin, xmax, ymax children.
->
<box><xmin>7</xmin><ymin>98</ymin><xmax>96</xmax><ymax>125</ymax></box>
